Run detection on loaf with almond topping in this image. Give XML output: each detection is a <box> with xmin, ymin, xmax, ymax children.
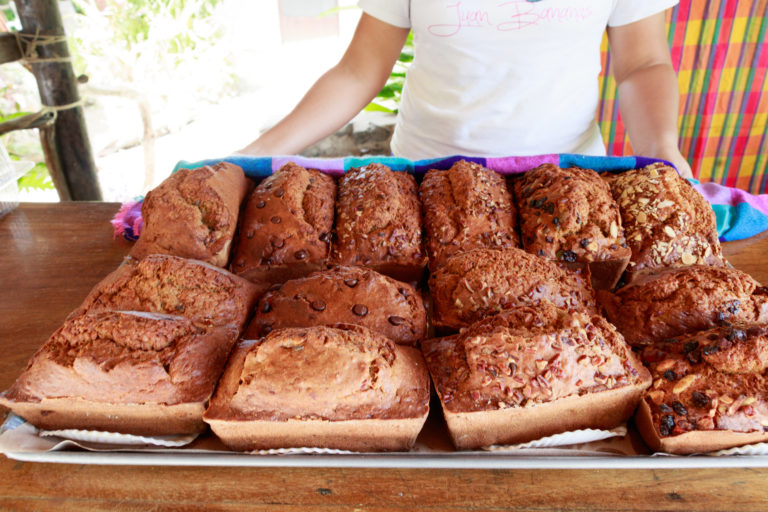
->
<box><xmin>75</xmin><ymin>254</ymin><xmax>259</xmax><ymax>332</ymax></box>
<box><xmin>204</xmin><ymin>324</ymin><xmax>431</xmax><ymax>451</ymax></box>
<box><xmin>598</xmin><ymin>265</ymin><xmax>768</xmax><ymax>346</ymax></box>
<box><xmin>636</xmin><ymin>323</ymin><xmax>768</xmax><ymax>454</ymax></box>
<box><xmin>605</xmin><ymin>162</ymin><xmax>725</xmax><ymax>283</ymax></box>
<box><xmin>429</xmin><ymin>247</ymin><xmax>598</xmax><ymax>330</ymax></box>
<box><xmin>420</xmin><ymin>160</ymin><xmax>519</xmax><ymax>271</ymax></box>
<box><xmin>0</xmin><ymin>311</ymin><xmax>238</xmax><ymax>435</ymax></box>
<box><xmin>422</xmin><ymin>303</ymin><xmax>651</xmax><ymax>449</ymax></box>
<box><xmin>231</xmin><ymin>162</ymin><xmax>336</xmax><ymax>292</ymax></box>
<box><xmin>246</xmin><ymin>266</ymin><xmax>426</xmax><ymax>346</ymax></box>
<box><xmin>331</xmin><ymin>163</ymin><xmax>426</xmax><ymax>282</ymax></box>
<box><xmin>130</xmin><ymin>162</ymin><xmax>249</xmax><ymax>267</ymax></box>
<box><xmin>513</xmin><ymin>164</ymin><xmax>630</xmax><ymax>290</ymax></box>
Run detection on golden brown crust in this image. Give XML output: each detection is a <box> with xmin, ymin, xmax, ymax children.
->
<box><xmin>422</xmin><ymin>304</ymin><xmax>650</xmax><ymax>448</ymax></box>
<box><xmin>231</xmin><ymin>162</ymin><xmax>336</xmax><ymax>290</ymax></box>
<box><xmin>2</xmin><ymin>311</ymin><xmax>238</xmax><ymax>434</ymax></box>
<box><xmin>514</xmin><ymin>164</ymin><xmax>631</xmax><ymax>290</ymax></box>
<box><xmin>332</xmin><ymin>164</ymin><xmax>426</xmax><ymax>282</ymax></box>
<box><xmin>637</xmin><ymin>324</ymin><xmax>768</xmax><ymax>454</ymax></box>
<box><xmin>420</xmin><ymin>160</ymin><xmax>519</xmax><ymax>271</ymax></box>
<box><xmin>75</xmin><ymin>254</ymin><xmax>259</xmax><ymax>331</ymax></box>
<box><xmin>429</xmin><ymin>247</ymin><xmax>598</xmax><ymax>330</ymax></box>
<box><xmin>246</xmin><ymin>266</ymin><xmax>427</xmax><ymax>346</ymax></box>
<box><xmin>130</xmin><ymin>162</ymin><xmax>248</xmax><ymax>267</ymax></box>
<box><xmin>606</xmin><ymin>163</ymin><xmax>725</xmax><ymax>281</ymax></box>
<box><xmin>598</xmin><ymin>265</ymin><xmax>768</xmax><ymax>346</ymax></box>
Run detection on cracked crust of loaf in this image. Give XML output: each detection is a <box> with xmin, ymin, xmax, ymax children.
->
<box><xmin>637</xmin><ymin>323</ymin><xmax>768</xmax><ymax>454</ymax></box>
<box><xmin>231</xmin><ymin>162</ymin><xmax>336</xmax><ymax>292</ymax></box>
<box><xmin>420</xmin><ymin>160</ymin><xmax>519</xmax><ymax>271</ymax></box>
<box><xmin>204</xmin><ymin>324</ymin><xmax>430</xmax><ymax>451</ymax></box>
<box><xmin>331</xmin><ymin>163</ymin><xmax>426</xmax><ymax>282</ymax></box>
<box><xmin>74</xmin><ymin>254</ymin><xmax>259</xmax><ymax>331</ymax></box>
<box><xmin>0</xmin><ymin>311</ymin><xmax>238</xmax><ymax>435</ymax></box>
<box><xmin>429</xmin><ymin>247</ymin><xmax>598</xmax><ymax>330</ymax></box>
<box><xmin>598</xmin><ymin>265</ymin><xmax>768</xmax><ymax>346</ymax></box>
<box><xmin>514</xmin><ymin>164</ymin><xmax>631</xmax><ymax>290</ymax></box>
<box><xmin>605</xmin><ymin>163</ymin><xmax>725</xmax><ymax>282</ymax></box>
<box><xmin>130</xmin><ymin>162</ymin><xmax>248</xmax><ymax>267</ymax></box>
<box><xmin>247</xmin><ymin>266</ymin><xmax>427</xmax><ymax>346</ymax></box>
<box><xmin>422</xmin><ymin>304</ymin><xmax>650</xmax><ymax>449</ymax></box>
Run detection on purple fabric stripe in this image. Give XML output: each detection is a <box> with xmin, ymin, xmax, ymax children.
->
<box><xmin>486</xmin><ymin>155</ymin><xmax>559</xmax><ymax>175</ymax></box>
<box><xmin>412</xmin><ymin>155</ymin><xmax>487</xmax><ymax>174</ymax></box>
<box><xmin>694</xmin><ymin>181</ymin><xmax>768</xmax><ymax>216</ymax></box>
<box><xmin>272</xmin><ymin>156</ymin><xmax>346</xmax><ymax>177</ymax></box>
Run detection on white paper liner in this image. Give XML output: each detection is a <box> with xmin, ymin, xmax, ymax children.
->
<box><xmin>714</xmin><ymin>443</ymin><xmax>768</xmax><ymax>456</ymax></box>
<box><xmin>250</xmin><ymin>447</ymin><xmax>356</xmax><ymax>455</ymax></box>
<box><xmin>483</xmin><ymin>426</ymin><xmax>627</xmax><ymax>451</ymax></box>
<box><xmin>40</xmin><ymin>428</ymin><xmax>198</xmax><ymax>447</ymax></box>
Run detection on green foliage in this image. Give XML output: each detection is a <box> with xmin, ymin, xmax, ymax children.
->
<box><xmin>17</xmin><ymin>163</ymin><xmax>54</xmax><ymax>191</ymax></box>
<box><xmin>366</xmin><ymin>31</ymin><xmax>413</xmax><ymax>114</ymax></box>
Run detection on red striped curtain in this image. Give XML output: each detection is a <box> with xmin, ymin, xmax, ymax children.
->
<box><xmin>598</xmin><ymin>0</ymin><xmax>768</xmax><ymax>193</ymax></box>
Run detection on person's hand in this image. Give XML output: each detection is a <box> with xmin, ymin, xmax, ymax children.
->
<box><xmin>653</xmin><ymin>147</ymin><xmax>694</xmax><ymax>180</ymax></box>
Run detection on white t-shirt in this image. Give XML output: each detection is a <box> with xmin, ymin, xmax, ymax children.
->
<box><xmin>358</xmin><ymin>0</ymin><xmax>678</xmax><ymax>159</ymax></box>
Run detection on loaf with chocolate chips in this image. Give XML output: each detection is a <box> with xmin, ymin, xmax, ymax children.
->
<box><xmin>420</xmin><ymin>160</ymin><xmax>519</xmax><ymax>271</ymax></box>
<box><xmin>204</xmin><ymin>324</ymin><xmax>431</xmax><ymax>451</ymax></box>
<box><xmin>598</xmin><ymin>265</ymin><xmax>768</xmax><ymax>346</ymax></box>
<box><xmin>231</xmin><ymin>162</ymin><xmax>336</xmax><ymax>292</ymax></box>
<box><xmin>0</xmin><ymin>311</ymin><xmax>239</xmax><ymax>435</ymax></box>
<box><xmin>636</xmin><ymin>323</ymin><xmax>768</xmax><ymax>454</ymax></box>
<box><xmin>332</xmin><ymin>163</ymin><xmax>426</xmax><ymax>282</ymax></box>
<box><xmin>130</xmin><ymin>162</ymin><xmax>249</xmax><ymax>267</ymax></box>
<box><xmin>422</xmin><ymin>302</ymin><xmax>651</xmax><ymax>449</ymax></box>
<box><xmin>605</xmin><ymin>162</ymin><xmax>725</xmax><ymax>283</ymax></box>
<box><xmin>514</xmin><ymin>164</ymin><xmax>631</xmax><ymax>290</ymax></box>
<box><xmin>429</xmin><ymin>247</ymin><xmax>598</xmax><ymax>331</ymax></box>
<box><xmin>246</xmin><ymin>266</ymin><xmax>427</xmax><ymax>346</ymax></box>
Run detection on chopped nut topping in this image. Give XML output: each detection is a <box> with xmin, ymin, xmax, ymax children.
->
<box><xmin>673</xmin><ymin>374</ymin><xmax>696</xmax><ymax>394</ymax></box>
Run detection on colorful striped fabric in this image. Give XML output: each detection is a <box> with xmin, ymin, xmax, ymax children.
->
<box><xmin>163</xmin><ymin>154</ymin><xmax>768</xmax><ymax>242</ymax></box>
<box><xmin>598</xmin><ymin>0</ymin><xmax>768</xmax><ymax>194</ymax></box>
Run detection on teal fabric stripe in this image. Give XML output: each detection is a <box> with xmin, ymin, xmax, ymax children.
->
<box><xmin>712</xmin><ymin>203</ymin><xmax>768</xmax><ymax>242</ymax></box>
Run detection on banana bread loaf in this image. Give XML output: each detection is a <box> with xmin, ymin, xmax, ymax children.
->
<box><xmin>429</xmin><ymin>247</ymin><xmax>598</xmax><ymax>330</ymax></box>
<box><xmin>605</xmin><ymin>162</ymin><xmax>725</xmax><ymax>283</ymax></box>
<box><xmin>422</xmin><ymin>303</ymin><xmax>651</xmax><ymax>449</ymax></box>
<box><xmin>420</xmin><ymin>160</ymin><xmax>519</xmax><ymax>271</ymax></box>
<box><xmin>598</xmin><ymin>265</ymin><xmax>768</xmax><ymax>346</ymax></box>
<box><xmin>636</xmin><ymin>323</ymin><xmax>768</xmax><ymax>454</ymax></box>
<box><xmin>0</xmin><ymin>311</ymin><xmax>238</xmax><ymax>435</ymax></box>
<box><xmin>246</xmin><ymin>266</ymin><xmax>427</xmax><ymax>346</ymax></box>
<box><xmin>332</xmin><ymin>163</ymin><xmax>426</xmax><ymax>282</ymax></box>
<box><xmin>204</xmin><ymin>324</ymin><xmax>431</xmax><ymax>451</ymax></box>
<box><xmin>513</xmin><ymin>164</ymin><xmax>631</xmax><ymax>290</ymax></box>
<box><xmin>231</xmin><ymin>162</ymin><xmax>336</xmax><ymax>292</ymax></box>
<box><xmin>76</xmin><ymin>254</ymin><xmax>259</xmax><ymax>331</ymax></box>
<box><xmin>130</xmin><ymin>162</ymin><xmax>248</xmax><ymax>267</ymax></box>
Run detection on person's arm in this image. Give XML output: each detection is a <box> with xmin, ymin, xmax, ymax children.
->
<box><xmin>237</xmin><ymin>14</ymin><xmax>409</xmax><ymax>156</ymax></box>
<box><xmin>607</xmin><ymin>12</ymin><xmax>693</xmax><ymax>178</ymax></box>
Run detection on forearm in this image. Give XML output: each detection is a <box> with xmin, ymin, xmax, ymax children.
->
<box><xmin>240</xmin><ymin>63</ymin><xmax>383</xmax><ymax>156</ymax></box>
<box><xmin>617</xmin><ymin>62</ymin><xmax>681</xmax><ymax>158</ymax></box>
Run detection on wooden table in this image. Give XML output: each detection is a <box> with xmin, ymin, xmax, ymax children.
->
<box><xmin>2</xmin><ymin>202</ymin><xmax>768</xmax><ymax>511</ymax></box>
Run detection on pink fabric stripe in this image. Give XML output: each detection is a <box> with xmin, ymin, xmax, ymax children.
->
<box><xmin>694</xmin><ymin>181</ymin><xmax>768</xmax><ymax>216</ymax></box>
<box><xmin>485</xmin><ymin>154</ymin><xmax>559</xmax><ymax>175</ymax></box>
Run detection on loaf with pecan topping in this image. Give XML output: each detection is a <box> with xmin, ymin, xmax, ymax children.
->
<box><xmin>130</xmin><ymin>161</ymin><xmax>248</xmax><ymax>267</ymax></box>
<box><xmin>636</xmin><ymin>323</ymin><xmax>768</xmax><ymax>454</ymax></box>
<box><xmin>331</xmin><ymin>163</ymin><xmax>426</xmax><ymax>282</ymax></box>
<box><xmin>598</xmin><ymin>265</ymin><xmax>768</xmax><ymax>346</ymax></box>
<box><xmin>0</xmin><ymin>311</ymin><xmax>239</xmax><ymax>435</ymax></box>
<box><xmin>605</xmin><ymin>162</ymin><xmax>725</xmax><ymax>283</ymax></box>
<box><xmin>514</xmin><ymin>164</ymin><xmax>631</xmax><ymax>290</ymax></box>
<box><xmin>429</xmin><ymin>247</ymin><xmax>598</xmax><ymax>330</ymax></box>
<box><xmin>204</xmin><ymin>324</ymin><xmax>430</xmax><ymax>451</ymax></box>
<box><xmin>231</xmin><ymin>162</ymin><xmax>336</xmax><ymax>292</ymax></box>
<box><xmin>422</xmin><ymin>303</ymin><xmax>651</xmax><ymax>449</ymax></box>
<box><xmin>420</xmin><ymin>160</ymin><xmax>519</xmax><ymax>271</ymax></box>
<box><xmin>76</xmin><ymin>254</ymin><xmax>259</xmax><ymax>332</ymax></box>
<box><xmin>246</xmin><ymin>266</ymin><xmax>426</xmax><ymax>346</ymax></box>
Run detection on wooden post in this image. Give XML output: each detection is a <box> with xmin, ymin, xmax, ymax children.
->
<box><xmin>14</xmin><ymin>0</ymin><xmax>102</xmax><ymax>200</ymax></box>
